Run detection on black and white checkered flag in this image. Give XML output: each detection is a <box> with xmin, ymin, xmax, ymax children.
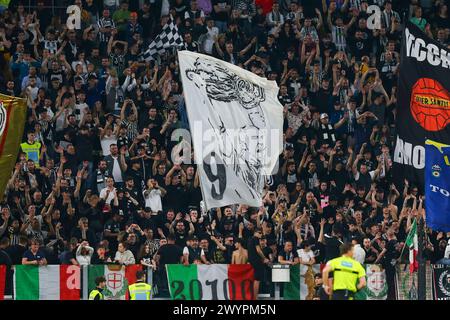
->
<box><xmin>142</xmin><ymin>17</ymin><xmax>185</xmax><ymax>61</ymax></box>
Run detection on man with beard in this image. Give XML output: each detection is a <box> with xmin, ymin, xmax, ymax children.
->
<box><xmin>170</xmin><ymin>213</ymin><xmax>195</xmax><ymax>248</ymax></box>
<box><xmin>298</xmin><ymin>192</ymin><xmax>323</xmax><ymax>226</ymax></box>
<box><xmin>123</xmin><ymin>176</ymin><xmax>142</xmax><ymax>204</ymax></box>
<box><xmin>217</xmin><ymin>207</ymin><xmax>237</xmax><ymax>236</ymax></box>
<box><xmin>95</xmin><ymin>160</ymin><xmax>110</xmax><ymax>194</ymax></box>
<box><xmin>183</xmin><ymin>235</ymin><xmax>202</xmax><ymax>265</ymax></box>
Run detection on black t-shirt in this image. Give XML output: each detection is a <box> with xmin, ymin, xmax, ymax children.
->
<box><xmin>157</xmin><ymin>243</ymin><xmax>183</xmax><ymax>266</ymax></box>
<box><xmin>329</xmin><ymin>168</ymin><xmax>348</xmax><ymax>193</ymax></box>
<box><xmin>23</xmin><ymin>249</ymin><xmax>46</xmax><ymax>262</ymax></box>
<box><xmin>104</xmin><ymin>219</ymin><xmax>121</xmax><ymax>235</ymax></box>
<box><xmin>164</xmin><ymin>184</ymin><xmax>187</xmax><ymax>213</ymax></box>
<box><xmin>279</xmin><ymin>249</ymin><xmax>299</xmax><ymax>262</ymax></box>
<box><xmin>75</xmin><ymin>133</ymin><xmax>94</xmax><ymax>162</ymax></box>
<box><xmin>323</xmin><ymin>204</ymin><xmax>337</xmax><ymax>220</ymax></box>
<box><xmin>124</xmin><ymin>186</ymin><xmax>141</xmax><ymax>204</ymax></box>
<box><xmin>313</xmin><ymin>88</ymin><xmax>333</xmax><ymax>114</ymax></box>
<box><xmin>247</xmin><ymin>236</ymin><xmax>262</xmax><ymax>265</ymax></box>
<box><xmin>140</xmin><ymin>114</ymin><xmax>163</xmax><ymax>138</ymax></box>
<box><xmin>349</xmin><ymin>35</ymin><xmax>371</xmax><ymax>60</ymax></box>
<box><xmin>6</xmin><ymin>245</ymin><xmax>27</xmax><ymax>265</ymax></box>
<box><xmin>137</xmin><ymin>216</ymin><xmax>156</xmax><ymax>234</ymax></box>
<box><xmin>0</xmin><ymin>249</ymin><xmax>12</xmax><ymax>266</ymax></box>
<box><xmin>174</xmin><ymin>230</ymin><xmax>189</xmax><ymax>248</ymax></box>
<box><xmin>299</xmin><ymin>201</ymin><xmax>321</xmax><ymax>226</ymax></box>
<box><xmin>157</xmin><ymin>215</ymin><xmax>174</xmax><ymax>237</ymax></box>
<box><xmin>48</xmin><ymin>70</ymin><xmax>66</xmax><ymax>84</ymax></box>
<box><xmin>262</xmin><ymin>246</ymin><xmax>273</xmax><ymax>261</ymax></box>
<box><xmin>383</xmin><ymin>239</ymin><xmax>399</xmax><ymax>268</ymax></box>
<box><xmin>364</xmin><ymin>246</ymin><xmax>379</xmax><ymax>264</ymax></box>
<box><xmin>212</xmin><ymin>0</ymin><xmax>229</xmax><ymax>21</ymax></box>
<box><xmin>60</xmin><ymin>248</ymin><xmax>76</xmax><ymax>264</ymax></box>
<box><xmin>324</xmin><ymin>235</ymin><xmax>342</xmax><ymax>262</ymax></box>
<box><xmin>91</xmin><ymin>252</ymin><xmax>111</xmax><ymax>264</ymax></box>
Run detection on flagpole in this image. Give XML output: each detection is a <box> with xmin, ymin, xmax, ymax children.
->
<box><xmin>417</xmin><ymin>215</ymin><xmax>426</xmax><ymax>300</ymax></box>
<box><xmin>398</xmin><ymin>217</ymin><xmax>416</xmax><ymax>264</ymax></box>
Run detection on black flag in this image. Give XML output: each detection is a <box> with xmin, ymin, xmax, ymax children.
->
<box><xmin>393</xmin><ymin>22</ymin><xmax>450</xmax><ymax>191</ymax></box>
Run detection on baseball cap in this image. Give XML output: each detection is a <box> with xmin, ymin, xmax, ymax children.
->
<box><xmin>130</xmin><ymin>12</ymin><xmax>138</xmax><ymax>18</ymax></box>
<box><xmin>320</xmin><ymin>113</ymin><xmax>329</xmax><ymax>119</ymax></box>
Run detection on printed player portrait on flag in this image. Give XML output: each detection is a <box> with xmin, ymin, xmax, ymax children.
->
<box><xmin>178</xmin><ymin>51</ymin><xmax>283</xmax><ymax>209</ymax></box>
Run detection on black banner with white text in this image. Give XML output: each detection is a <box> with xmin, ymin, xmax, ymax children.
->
<box><xmin>393</xmin><ymin>22</ymin><xmax>450</xmax><ymax>190</ymax></box>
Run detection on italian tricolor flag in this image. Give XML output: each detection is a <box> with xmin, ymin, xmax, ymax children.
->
<box><xmin>166</xmin><ymin>264</ymin><xmax>254</xmax><ymax>300</ymax></box>
<box><xmin>13</xmin><ymin>265</ymin><xmax>80</xmax><ymax>300</ymax></box>
<box><xmin>405</xmin><ymin>218</ymin><xmax>418</xmax><ymax>273</ymax></box>
<box><xmin>87</xmin><ymin>265</ymin><xmax>142</xmax><ymax>300</ymax></box>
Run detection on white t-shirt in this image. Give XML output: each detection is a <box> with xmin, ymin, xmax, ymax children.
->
<box><xmin>55</xmin><ymin>108</ymin><xmax>75</xmax><ymax>132</ymax></box>
<box><xmin>161</xmin><ymin>0</ymin><xmax>170</xmax><ymax>16</ymax></box>
<box><xmin>99</xmin><ymin>187</ymin><xmax>116</xmax><ymax>205</ymax></box>
<box><xmin>297</xmin><ymin>249</ymin><xmax>315</xmax><ymax>263</ymax></box>
<box><xmin>353</xmin><ymin>244</ymin><xmax>366</xmax><ymax>264</ymax></box>
<box><xmin>27</xmin><ymin>86</ymin><xmax>39</xmax><ymax>103</ymax></box>
<box><xmin>203</xmin><ymin>26</ymin><xmax>218</xmax><ymax>54</ymax></box>
<box><xmin>111</xmin><ymin>156</ymin><xmax>123</xmax><ymax>183</ymax></box>
<box><xmin>143</xmin><ymin>188</ymin><xmax>163</xmax><ymax>212</ymax></box>
<box><xmin>100</xmin><ymin>135</ymin><xmax>117</xmax><ymax>156</ymax></box>
<box><xmin>74</xmin><ymin>102</ymin><xmax>89</xmax><ymax>123</ymax></box>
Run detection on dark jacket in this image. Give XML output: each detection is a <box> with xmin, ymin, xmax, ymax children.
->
<box><xmin>104</xmin><ymin>154</ymin><xmax>128</xmax><ymax>182</ymax></box>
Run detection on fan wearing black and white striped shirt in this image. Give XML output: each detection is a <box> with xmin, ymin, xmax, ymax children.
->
<box><xmin>97</xmin><ymin>9</ymin><xmax>116</xmax><ymax>52</ymax></box>
<box><xmin>381</xmin><ymin>1</ymin><xmax>400</xmax><ymax>30</ymax></box>
<box><xmin>327</xmin><ymin>11</ymin><xmax>357</xmax><ymax>52</ymax></box>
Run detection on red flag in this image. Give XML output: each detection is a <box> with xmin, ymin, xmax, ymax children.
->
<box><xmin>0</xmin><ymin>265</ymin><xmax>6</xmax><ymax>300</ymax></box>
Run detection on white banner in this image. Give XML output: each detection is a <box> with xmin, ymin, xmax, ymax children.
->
<box><xmin>178</xmin><ymin>51</ymin><xmax>283</xmax><ymax>209</ymax></box>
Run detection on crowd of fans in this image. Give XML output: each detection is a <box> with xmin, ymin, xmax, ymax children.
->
<box><xmin>0</xmin><ymin>0</ymin><xmax>449</xmax><ymax>299</ymax></box>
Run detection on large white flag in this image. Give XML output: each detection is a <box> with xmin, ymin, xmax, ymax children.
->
<box><xmin>178</xmin><ymin>51</ymin><xmax>283</xmax><ymax>209</ymax></box>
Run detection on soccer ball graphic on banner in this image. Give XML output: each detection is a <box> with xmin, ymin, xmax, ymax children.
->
<box><xmin>410</xmin><ymin>78</ymin><xmax>450</xmax><ymax>132</ymax></box>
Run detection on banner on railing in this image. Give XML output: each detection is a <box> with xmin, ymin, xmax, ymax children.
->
<box><xmin>431</xmin><ymin>264</ymin><xmax>450</xmax><ymax>300</ymax></box>
<box><xmin>395</xmin><ymin>264</ymin><xmax>433</xmax><ymax>300</ymax></box>
<box><xmin>283</xmin><ymin>264</ymin><xmax>321</xmax><ymax>300</ymax></box>
<box><xmin>354</xmin><ymin>265</ymin><xmax>388</xmax><ymax>300</ymax></box>
<box><xmin>0</xmin><ymin>265</ymin><xmax>6</xmax><ymax>300</ymax></box>
<box><xmin>13</xmin><ymin>265</ymin><xmax>80</xmax><ymax>300</ymax></box>
<box><xmin>166</xmin><ymin>264</ymin><xmax>254</xmax><ymax>300</ymax></box>
<box><xmin>87</xmin><ymin>264</ymin><xmax>142</xmax><ymax>300</ymax></box>
<box><xmin>0</xmin><ymin>263</ymin><xmax>446</xmax><ymax>300</ymax></box>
